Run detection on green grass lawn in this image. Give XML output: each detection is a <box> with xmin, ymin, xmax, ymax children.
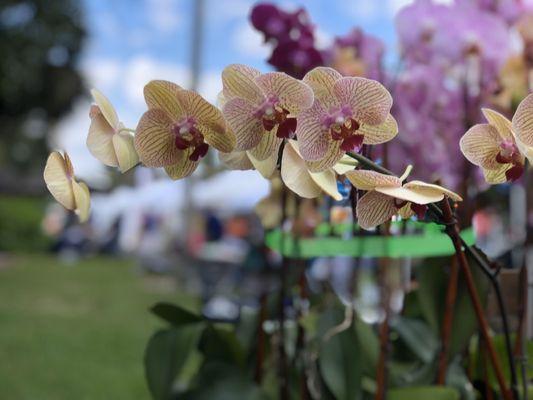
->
<box><xmin>0</xmin><ymin>254</ymin><xmax>197</xmax><ymax>400</ymax></box>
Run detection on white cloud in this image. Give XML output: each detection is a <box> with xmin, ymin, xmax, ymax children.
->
<box><xmin>146</xmin><ymin>0</ymin><xmax>182</xmax><ymax>33</ymax></box>
<box><xmin>198</xmin><ymin>70</ymin><xmax>222</xmax><ymax>103</ymax></box>
<box><xmin>231</xmin><ymin>22</ymin><xmax>270</xmax><ymax>59</ymax></box>
<box><xmin>315</xmin><ymin>28</ymin><xmax>333</xmax><ymax>50</ymax></box>
<box><xmin>121</xmin><ymin>55</ymin><xmax>191</xmax><ymax>109</ymax></box>
<box><xmin>82</xmin><ymin>57</ymin><xmax>121</xmax><ymax>91</ymax></box>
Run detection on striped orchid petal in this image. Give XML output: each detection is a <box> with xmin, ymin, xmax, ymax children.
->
<box><xmin>356</xmin><ymin>191</ymin><xmax>397</xmax><ymax>230</ymax></box>
<box><xmin>513</xmin><ymin>93</ymin><xmax>533</xmax><ymax>151</ymax></box>
<box><xmin>223</xmin><ymin>97</ymin><xmax>265</xmax><ymax>151</ymax></box>
<box><xmin>255</xmin><ymin>72</ymin><xmax>314</xmax><ymax>115</ymax></box>
<box><xmin>345</xmin><ymin>170</ymin><xmax>401</xmax><ymax>190</ymax></box>
<box><xmin>459</xmin><ymin>124</ymin><xmax>502</xmax><ymax>169</ymax></box>
<box><xmin>135</xmin><ymin>108</ymin><xmax>178</xmax><ymax>167</ymax></box>
<box><xmin>222</xmin><ymin>64</ymin><xmax>263</xmax><ymax>104</ymax></box>
<box><xmin>334</xmin><ymin>77</ymin><xmax>392</xmax><ymax>125</ymax></box>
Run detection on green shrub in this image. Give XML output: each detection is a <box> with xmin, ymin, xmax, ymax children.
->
<box><xmin>0</xmin><ymin>196</ymin><xmax>51</xmax><ymax>252</ymax></box>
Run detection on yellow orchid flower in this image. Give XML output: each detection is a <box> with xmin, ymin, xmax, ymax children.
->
<box><xmin>135</xmin><ymin>80</ymin><xmax>235</xmax><ymax>180</ymax></box>
<box><xmin>297</xmin><ymin>67</ymin><xmax>397</xmax><ymax>172</ymax></box>
<box><xmin>43</xmin><ymin>152</ymin><xmax>91</xmax><ymax>223</ymax></box>
<box><xmin>221</xmin><ymin>64</ymin><xmax>313</xmax><ymax>161</ymax></box>
<box><xmin>88</xmin><ymin>89</ymin><xmax>139</xmax><ymax>173</ymax></box>
<box><xmin>346</xmin><ymin>168</ymin><xmax>461</xmax><ymax>230</ymax></box>
<box><xmin>460</xmin><ymin>107</ymin><xmax>527</xmax><ymax>183</ymax></box>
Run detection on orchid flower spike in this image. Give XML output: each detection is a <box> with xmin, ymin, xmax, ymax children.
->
<box><xmin>88</xmin><ymin>89</ymin><xmax>139</xmax><ymax>173</ymax></box>
<box><xmin>221</xmin><ymin>64</ymin><xmax>314</xmax><ymax>161</ymax></box>
<box><xmin>43</xmin><ymin>152</ymin><xmax>91</xmax><ymax>223</ymax></box>
<box><xmin>460</xmin><ymin>105</ymin><xmax>532</xmax><ymax>184</ymax></box>
<box><xmin>135</xmin><ymin>80</ymin><xmax>235</xmax><ymax>180</ymax></box>
<box><xmin>346</xmin><ymin>168</ymin><xmax>461</xmax><ymax>230</ymax></box>
<box><xmin>297</xmin><ymin>67</ymin><xmax>397</xmax><ymax>172</ymax></box>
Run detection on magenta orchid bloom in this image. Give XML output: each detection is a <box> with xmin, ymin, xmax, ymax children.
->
<box><xmin>296</xmin><ymin>67</ymin><xmax>397</xmax><ymax>172</ymax></box>
<box><xmin>221</xmin><ymin>64</ymin><xmax>314</xmax><ymax>161</ymax></box>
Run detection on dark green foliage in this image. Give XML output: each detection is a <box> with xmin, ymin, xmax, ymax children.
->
<box><xmin>0</xmin><ymin>195</ymin><xmax>51</xmax><ymax>251</ymax></box>
<box><xmin>0</xmin><ymin>0</ymin><xmax>85</xmax><ymax>191</ymax></box>
<box><xmin>150</xmin><ymin>302</ymin><xmax>204</xmax><ymax>326</ymax></box>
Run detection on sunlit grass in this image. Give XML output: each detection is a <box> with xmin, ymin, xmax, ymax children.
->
<box><xmin>0</xmin><ymin>254</ymin><xmax>196</xmax><ymax>400</ymax></box>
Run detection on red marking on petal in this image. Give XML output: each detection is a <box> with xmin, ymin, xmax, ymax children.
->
<box><xmin>189</xmin><ymin>143</ymin><xmax>209</xmax><ymax>161</ymax></box>
<box><xmin>350</xmin><ymin>119</ymin><xmax>360</xmax><ymax>131</ymax></box>
<box><xmin>393</xmin><ymin>199</ymin><xmax>408</xmax><ymax>209</ymax></box>
<box><xmin>276</xmin><ymin>117</ymin><xmax>297</xmax><ymax>139</ymax></box>
<box><xmin>175</xmin><ymin>136</ymin><xmax>190</xmax><ymax>150</ymax></box>
<box><xmin>330</xmin><ymin>127</ymin><xmax>343</xmax><ymax>140</ymax></box>
<box><xmin>410</xmin><ymin>203</ymin><xmax>428</xmax><ymax>220</ymax></box>
<box><xmin>505</xmin><ymin>164</ymin><xmax>524</xmax><ymax>182</ymax></box>
<box><xmin>262</xmin><ymin>118</ymin><xmax>276</xmax><ymax>131</ymax></box>
<box><xmin>340</xmin><ymin>134</ymin><xmax>365</xmax><ymax>152</ymax></box>
<box><xmin>496</xmin><ymin>153</ymin><xmax>511</xmax><ymax>164</ymax></box>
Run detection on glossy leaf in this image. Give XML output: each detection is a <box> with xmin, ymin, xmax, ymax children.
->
<box><xmin>150</xmin><ymin>302</ymin><xmax>203</xmax><ymax>326</ymax></box>
<box><xmin>144</xmin><ymin>325</ymin><xmax>204</xmax><ymax>400</ymax></box>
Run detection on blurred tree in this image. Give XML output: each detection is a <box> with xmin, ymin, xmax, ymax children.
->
<box><xmin>0</xmin><ymin>0</ymin><xmax>85</xmax><ymax>194</ymax></box>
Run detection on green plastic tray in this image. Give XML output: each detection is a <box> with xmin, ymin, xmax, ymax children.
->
<box><xmin>265</xmin><ymin>222</ymin><xmax>475</xmax><ymax>259</ymax></box>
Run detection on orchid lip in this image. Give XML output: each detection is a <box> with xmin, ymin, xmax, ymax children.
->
<box><xmin>171</xmin><ymin>119</ymin><xmax>209</xmax><ymax>161</ymax></box>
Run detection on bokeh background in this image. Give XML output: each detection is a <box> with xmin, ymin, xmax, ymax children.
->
<box><xmin>1</xmin><ymin>0</ymin><xmax>533</xmax><ymax>398</ymax></box>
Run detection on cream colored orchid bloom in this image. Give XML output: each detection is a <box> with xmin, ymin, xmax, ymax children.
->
<box><xmin>346</xmin><ymin>168</ymin><xmax>461</xmax><ymax>230</ymax></box>
<box><xmin>512</xmin><ymin>93</ymin><xmax>533</xmax><ymax>165</ymax></box>
<box><xmin>88</xmin><ymin>89</ymin><xmax>139</xmax><ymax>173</ymax></box>
<box><xmin>297</xmin><ymin>67</ymin><xmax>397</xmax><ymax>172</ymax></box>
<box><xmin>43</xmin><ymin>152</ymin><xmax>91</xmax><ymax>223</ymax></box>
<box><xmin>135</xmin><ymin>80</ymin><xmax>235</xmax><ymax>180</ymax></box>
<box><xmin>280</xmin><ymin>140</ymin><xmax>357</xmax><ymax>201</ymax></box>
<box><xmin>460</xmin><ymin>107</ymin><xmax>527</xmax><ymax>183</ymax></box>
<box><xmin>221</xmin><ymin>64</ymin><xmax>313</xmax><ymax>161</ymax></box>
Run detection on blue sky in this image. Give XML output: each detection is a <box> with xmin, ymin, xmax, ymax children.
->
<box><xmin>56</xmin><ymin>0</ymin><xmax>410</xmax><ymax>183</ymax></box>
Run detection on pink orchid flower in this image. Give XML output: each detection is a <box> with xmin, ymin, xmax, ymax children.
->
<box><xmin>346</xmin><ymin>168</ymin><xmax>461</xmax><ymax>230</ymax></box>
<box><xmin>297</xmin><ymin>67</ymin><xmax>397</xmax><ymax>172</ymax></box>
<box><xmin>221</xmin><ymin>64</ymin><xmax>314</xmax><ymax>161</ymax></box>
<box><xmin>460</xmin><ymin>107</ymin><xmax>527</xmax><ymax>183</ymax></box>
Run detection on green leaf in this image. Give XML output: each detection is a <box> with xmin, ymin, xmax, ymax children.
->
<box><xmin>391</xmin><ymin>316</ymin><xmax>439</xmax><ymax>364</ymax></box>
<box><xmin>318</xmin><ymin>309</ymin><xmax>362</xmax><ymax>400</ymax></box>
<box><xmin>446</xmin><ymin>357</ymin><xmax>477</xmax><ymax>400</ymax></box>
<box><xmin>199</xmin><ymin>325</ymin><xmax>246</xmax><ymax>367</ymax></box>
<box><xmin>388</xmin><ymin>386</ymin><xmax>460</xmax><ymax>400</ymax></box>
<box><xmin>180</xmin><ymin>361</ymin><xmax>270</xmax><ymax>400</ymax></box>
<box><xmin>150</xmin><ymin>302</ymin><xmax>203</xmax><ymax>326</ymax></box>
<box><xmin>144</xmin><ymin>325</ymin><xmax>204</xmax><ymax>400</ymax></box>
<box><xmin>353</xmin><ymin>317</ymin><xmax>379</xmax><ymax>376</ymax></box>
<box><xmin>415</xmin><ymin>257</ymin><xmax>489</xmax><ymax>358</ymax></box>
